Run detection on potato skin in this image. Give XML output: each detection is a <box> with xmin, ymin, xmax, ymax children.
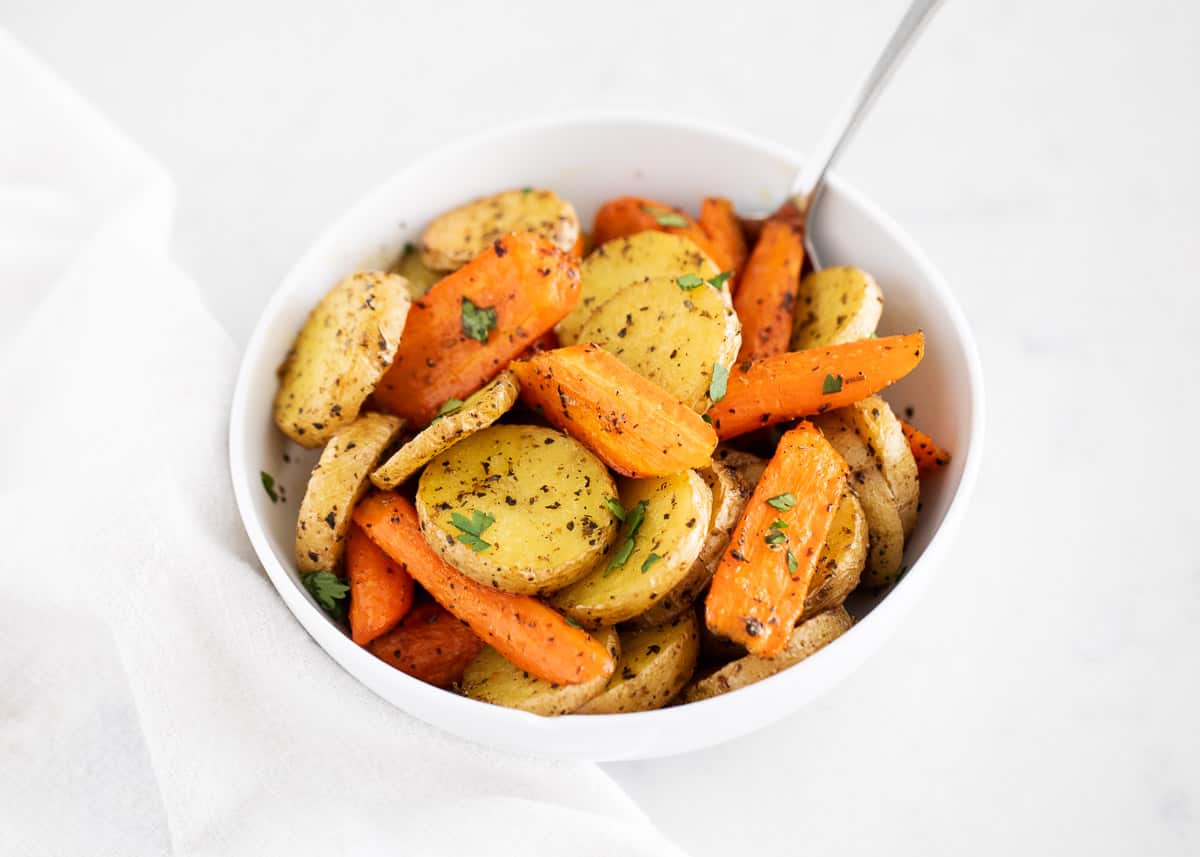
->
<box><xmin>577</xmin><ymin>613</ymin><xmax>700</xmax><ymax>714</ymax></box>
<box><xmin>415</xmin><ymin>424</ymin><xmax>619</xmax><ymax>595</ymax></box>
<box><xmin>420</xmin><ymin>188</ymin><xmax>579</xmax><ymax>271</ymax></box>
<box><xmin>461</xmin><ymin>627</ymin><xmax>620</xmax><ymax>716</ymax></box>
<box><xmin>845</xmin><ymin>396</ymin><xmax>920</xmax><ymax>539</ymax></box>
<box><xmin>789</xmin><ymin>266</ymin><xmax>883</xmax><ymax>350</ymax></box>
<box><xmin>801</xmin><ymin>492</ymin><xmax>867</xmax><ymax>620</ymax></box>
<box><xmin>389</xmin><ymin>247</ymin><xmax>443</xmax><ymax>298</ymax></box>
<box><xmin>296</xmin><ymin>412</ymin><xmax>405</xmax><ymax>572</ymax></box>
<box><xmin>274</xmin><ymin>271</ymin><xmax>411</xmax><ymax>447</ymax></box>
<box><xmin>712</xmin><ymin>446</ymin><xmax>768</xmax><ymax>490</ymax></box>
<box><xmin>557</xmin><ymin>231</ymin><xmax>721</xmax><ymax>345</ymax></box>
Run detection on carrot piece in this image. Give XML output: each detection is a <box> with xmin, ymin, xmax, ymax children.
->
<box><xmin>373</xmin><ymin>231</ymin><xmax>581</xmax><ymax>425</ymax></box>
<box><xmin>346</xmin><ymin>522</ymin><xmax>415</xmax><ymax>645</ymax></box>
<box><xmin>353</xmin><ymin>492</ymin><xmax>615</xmax><ymax>686</ymax></box>
<box><xmin>900</xmin><ymin>420</ymin><xmax>952</xmax><ymax>475</ymax></box>
<box><xmin>708</xmin><ymin>332</ymin><xmax>925</xmax><ymax>440</ymax></box>
<box><xmin>569</xmin><ymin>233</ymin><xmax>585</xmax><ymax>258</ymax></box>
<box><xmin>699</xmin><ymin>197</ymin><xmax>747</xmax><ymax>277</ymax></box>
<box><xmin>705</xmin><ymin>422</ymin><xmax>848</xmax><ymax>657</ymax></box>
<box><xmin>508</xmin><ymin>344</ymin><xmax>718</xmax><ymax>478</ymax></box>
<box><xmin>733</xmin><ymin>221</ymin><xmax>804</xmax><ymax>361</ymax></box>
<box><xmin>591</xmin><ymin>196</ymin><xmax>721</xmax><ymax>263</ymax></box>
<box><xmin>367</xmin><ymin>599</ymin><xmax>484</xmax><ymax>688</ymax></box>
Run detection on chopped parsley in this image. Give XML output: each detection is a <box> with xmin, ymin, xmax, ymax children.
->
<box><xmin>260</xmin><ymin>470</ymin><xmax>279</xmax><ymax>503</ymax></box>
<box><xmin>707</xmin><ymin>270</ymin><xmax>733</xmax><ymax>290</ymax></box>
<box><xmin>770</xmin><ymin>519</ymin><xmax>788</xmax><ymax>530</ymax></box>
<box><xmin>461</xmin><ymin>297</ymin><xmax>497</xmax><ymax>343</ymax></box>
<box><xmin>822</xmin><ymin>373</ymin><xmax>844</xmax><ymax>394</ymax></box>
<box><xmin>640</xmin><ymin>204</ymin><xmax>688</xmax><ymax>228</ymax></box>
<box><xmin>786</xmin><ymin>550</ymin><xmax>800</xmax><ymax>574</ymax></box>
<box><xmin>603</xmin><ymin>497</ymin><xmax>626</xmax><ymax>521</ymax></box>
<box><xmin>451</xmin><ymin>509</ymin><xmax>496</xmax><ymax>552</ymax></box>
<box><xmin>709</xmin><ymin>364</ymin><xmax>729</xmax><ymax>403</ymax></box>
<box><xmin>766</xmin><ymin>492</ymin><xmax>796</xmax><ymax>511</ymax></box>
<box><xmin>434</xmin><ymin>398</ymin><xmax>465</xmax><ymax>420</ymax></box>
<box><xmin>701</xmin><ymin>413</ymin><xmax>713</xmax><ymax>424</ymax></box>
<box><xmin>764</xmin><ymin>531</ymin><xmax>787</xmax><ymax>547</ymax></box>
<box><xmin>641</xmin><ymin>552</ymin><xmax>661</xmax><ymax>573</ymax></box>
<box><xmin>676</xmin><ymin>273</ymin><xmax>705</xmax><ymax>290</ymax></box>
<box><xmin>301</xmin><ymin>571</ymin><xmax>349</xmax><ymax>620</ymax></box>
<box><xmin>606</xmin><ymin>500</ymin><xmax>648</xmax><ymax>574</ymax></box>
<box><xmin>564</xmin><ymin>615</ymin><xmax>582</xmax><ymax>628</ymax></box>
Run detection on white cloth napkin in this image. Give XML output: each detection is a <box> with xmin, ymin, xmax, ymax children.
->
<box><xmin>0</xmin><ymin>31</ymin><xmax>686</xmax><ymax>857</ymax></box>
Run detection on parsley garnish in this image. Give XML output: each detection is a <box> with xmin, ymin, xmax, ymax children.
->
<box><xmin>461</xmin><ymin>297</ymin><xmax>497</xmax><ymax>343</ymax></box>
<box><xmin>764</xmin><ymin>531</ymin><xmax>787</xmax><ymax>547</ymax></box>
<box><xmin>766</xmin><ymin>492</ymin><xmax>796</xmax><ymax>511</ymax></box>
<box><xmin>707</xmin><ymin>271</ymin><xmax>733</xmax><ymax>290</ymax></box>
<box><xmin>709</xmin><ymin>364</ymin><xmax>729</xmax><ymax>403</ymax></box>
<box><xmin>701</xmin><ymin>413</ymin><xmax>713</xmax><ymax>424</ymax></box>
<box><xmin>564</xmin><ymin>615</ymin><xmax>582</xmax><ymax>628</ymax></box>
<box><xmin>641</xmin><ymin>204</ymin><xmax>688</xmax><ymax>228</ymax></box>
<box><xmin>603</xmin><ymin>497</ymin><xmax>626</xmax><ymax>521</ymax></box>
<box><xmin>521</xmin><ymin>186</ymin><xmax>534</xmax><ymax>194</ymax></box>
<box><xmin>770</xmin><ymin>519</ymin><xmax>788</xmax><ymax>530</ymax></box>
<box><xmin>452</xmin><ymin>509</ymin><xmax>495</xmax><ymax>552</ymax></box>
<box><xmin>822</xmin><ymin>373</ymin><xmax>844</xmax><ymax>394</ymax></box>
<box><xmin>641</xmin><ymin>552</ymin><xmax>661</xmax><ymax>573</ymax></box>
<box><xmin>606</xmin><ymin>500</ymin><xmax>648</xmax><ymax>574</ymax></box>
<box><xmin>786</xmin><ymin>550</ymin><xmax>800</xmax><ymax>574</ymax></box>
<box><xmin>260</xmin><ymin>471</ymin><xmax>279</xmax><ymax>503</ymax></box>
<box><xmin>301</xmin><ymin>571</ymin><xmax>349</xmax><ymax>620</ymax></box>
<box><xmin>435</xmin><ymin>398</ymin><xmax>464</xmax><ymax>420</ymax></box>
<box><xmin>676</xmin><ymin>273</ymin><xmax>704</xmax><ymax>290</ymax></box>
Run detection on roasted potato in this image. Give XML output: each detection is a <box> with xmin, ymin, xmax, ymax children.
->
<box><xmin>371</xmin><ymin>371</ymin><xmax>519</xmax><ymax>489</ymax></box>
<box><xmin>419</xmin><ymin>188</ymin><xmax>579</xmax><ymax>271</ymax></box>
<box><xmin>389</xmin><ymin>246</ymin><xmax>443</xmax><ymax>298</ymax></box>
<box><xmin>415</xmin><ymin>424</ymin><xmax>619</xmax><ymax>595</ymax></box>
<box><xmin>712</xmin><ymin>446</ymin><xmax>769</xmax><ymax>489</ymax></box>
<box><xmin>556</xmin><ymin>231</ymin><xmax>721</xmax><ymax>345</ymax></box>
<box><xmin>550</xmin><ymin>469</ymin><xmax>713</xmax><ymax>627</ymax></box>
<box><xmin>682</xmin><ymin>607</ymin><xmax>852</xmax><ymax>703</ymax></box>
<box><xmin>844</xmin><ymin>396</ymin><xmax>920</xmax><ymax>538</ymax></box>
<box><xmin>801</xmin><ymin>491</ymin><xmax>868</xmax><ymax>620</ymax></box>
<box><xmin>577</xmin><ymin>613</ymin><xmax>700</xmax><ymax>713</ymax></box>
<box><xmin>296</xmin><ymin>412</ymin><xmax>405</xmax><ymax>572</ymax></box>
<box><xmin>789</xmin><ymin>266</ymin><xmax>883</xmax><ymax>350</ymax></box>
<box><xmin>814</xmin><ymin>409</ymin><xmax>905</xmax><ymax>587</ymax></box>
<box><xmin>461</xmin><ymin>626</ymin><xmax>620</xmax><ymax>716</ymax></box>
<box><xmin>274</xmin><ymin>271</ymin><xmax>411</xmax><ymax>447</ymax></box>
<box><xmin>631</xmin><ymin>460</ymin><xmax>750</xmax><ymax>628</ymax></box>
<box><xmin>576</xmin><ymin>275</ymin><xmax>741</xmax><ymax>412</ymax></box>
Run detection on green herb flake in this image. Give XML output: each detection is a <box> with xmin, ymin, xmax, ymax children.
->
<box><xmin>640</xmin><ymin>204</ymin><xmax>689</xmax><ymax>228</ymax></box>
<box><xmin>260</xmin><ymin>471</ymin><xmax>279</xmax><ymax>503</ymax></box>
<box><xmin>766</xmin><ymin>492</ymin><xmax>796</xmax><ymax>511</ymax></box>
<box><xmin>709</xmin><ymin>364</ymin><xmax>730</xmax><ymax>403</ymax></box>
<box><xmin>707</xmin><ymin>270</ymin><xmax>733</xmax><ymax>290</ymax></box>
<box><xmin>786</xmin><ymin>550</ymin><xmax>800</xmax><ymax>574</ymax></box>
<box><xmin>676</xmin><ymin>273</ymin><xmax>705</xmax><ymax>290</ymax></box>
<box><xmin>770</xmin><ymin>519</ymin><xmax>788</xmax><ymax>530</ymax></box>
<box><xmin>701</xmin><ymin>413</ymin><xmax>713</xmax><ymax>425</ymax></box>
<box><xmin>457</xmin><ymin>532</ymin><xmax>491</xmax><ymax>552</ymax></box>
<box><xmin>564</xmin><ymin>615</ymin><xmax>582</xmax><ymax>628</ymax></box>
<box><xmin>764</xmin><ymin>531</ymin><xmax>788</xmax><ymax>547</ymax></box>
<box><xmin>521</xmin><ymin>186</ymin><xmax>534</xmax><ymax>194</ymax></box>
<box><xmin>822</xmin><ymin>373</ymin><xmax>844</xmax><ymax>395</ymax></box>
<box><xmin>606</xmin><ymin>500</ymin><xmax>648</xmax><ymax>574</ymax></box>
<box><xmin>461</xmin><ymin>297</ymin><xmax>498</xmax><ymax>343</ymax></box>
<box><xmin>451</xmin><ymin>509</ymin><xmax>495</xmax><ymax>552</ymax></box>
<box><xmin>603</xmin><ymin>497</ymin><xmax>626</xmax><ymax>521</ymax></box>
<box><xmin>641</xmin><ymin>552</ymin><xmax>661</xmax><ymax>573</ymax></box>
<box><xmin>435</xmin><ymin>398</ymin><xmax>465</xmax><ymax>420</ymax></box>
<box><xmin>301</xmin><ymin>571</ymin><xmax>349</xmax><ymax>620</ymax></box>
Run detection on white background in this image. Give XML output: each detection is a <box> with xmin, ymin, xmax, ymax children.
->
<box><xmin>5</xmin><ymin>0</ymin><xmax>1198</xmax><ymax>854</ymax></box>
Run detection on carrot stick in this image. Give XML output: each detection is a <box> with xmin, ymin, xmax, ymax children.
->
<box><xmin>705</xmin><ymin>422</ymin><xmax>848</xmax><ymax>657</ymax></box>
<box><xmin>699</xmin><ymin>196</ymin><xmax>747</xmax><ymax>278</ymax></box>
<box><xmin>569</xmin><ymin>233</ymin><xmax>585</xmax><ymax>258</ymax></box>
<box><xmin>353</xmin><ymin>492</ymin><xmax>615</xmax><ymax>686</ymax></box>
<box><xmin>900</xmin><ymin>420</ymin><xmax>952</xmax><ymax>475</ymax></box>
<box><xmin>508</xmin><ymin>344</ymin><xmax>718</xmax><ymax>478</ymax></box>
<box><xmin>346</xmin><ymin>523</ymin><xmax>415</xmax><ymax>645</ymax></box>
<box><xmin>733</xmin><ymin>221</ymin><xmax>804</xmax><ymax>361</ymax></box>
<box><xmin>708</xmin><ymin>332</ymin><xmax>925</xmax><ymax>440</ymax></box>
<box><xmin>367</xmin><ymin>600</ymin><xmax>484</xmax><ymax>688</ymax></box>
<box><xmin>591</xmin><ymin>196</ymin><xmax>721</xmax><ymax>263</ymax></box>
<box><xmin>373</xmin><ymin>231</ymin><xmax>581</xmax><ymax>425</ymax></box>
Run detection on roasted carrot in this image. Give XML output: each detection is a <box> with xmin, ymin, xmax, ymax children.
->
<box><xmin>508</xmin><ymin>344</ymin><xmax>718</xmax><ymax>478</ymax></box>
<box><xmin>733</xmin><ymin>221</ymin><xmax>804</xmax><ymax>361</ymax></box>
<box><xmin>353</xmin><ymin>492</ymin><xmax>615</xmax><ymax>686</ymax></box>
<box><xmin>346</xmin><ymin>522</ymin><xmax>415</xmax><ymax>645</ymax></box>
<box><xmin>591</xmin><ymin>196</ymin><xmax>721</xmax><ymax>263</ymax></box>
<box><xmin>708</xmin><ymin>332</ymin><xmax>925</xmax><ymax>439</ymax></box>
<box><xmin>901</xmin><ymin>420</ymin><xmax>952</xmax><ymax>475</ymax></box>
<box><xmin>373</xmin><ymin>231</ymin><xmax>581</xmax><ymax>425</ymax></box>
<box><xmin>705</xmin><ymin>422</ymin><xmax>848</xmax><ymax>657</ymax></box>
<box><xmin>699</xmin><ymin>196</ymin><xmax>747</xmax><ymax>277</ymax></box>
<box><xmin>368</xmin><ymin>599</ymin><xmax>484</xmax><ymax>688</ymax></box>
<box><xmin>570</xmin><ymin>233</ymin><xmax>585</xmax><ymax>258</ymax></box>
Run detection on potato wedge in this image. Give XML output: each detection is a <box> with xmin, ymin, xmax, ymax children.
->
<box><xmin>577</xmin><ymin>613</ymin><xmax>700</xmax><ymax>713</ymax></box>
<box><xmin>550</xmin><ymin>469</ymin><xmax>712</xmax><ymax>627</ymax></box>
<box><xmin>789</xmin><ymin>266</ymin><xmax>884</xmax><ymax>350</ymax></box>
<box><xmin>274</xmin><ymin>271</ymin><xmax>411</xmax><ymax>447</ymax></box>
<box><xmin>419</xmin><ymin>188</ymin><xmax>580</xmax><ymax>272</ymax></box>
<box><xmin>371</xmin><ymin>371</ymin><xmax>518</xmax><ymax>489</ymax></box>
<box><xmin>814</xmin><ymin>409</ymin><xmax>905</xmax><ymax>587</ymax></box>
<box><xmin>844</xmin><ymin>396</ymin><xmax>920</xmax><ymax>538</ymax></box>
<box><xmin>556</xmin><ymin>231</ymin><xmax>722</xmax><ymax>345</ymax></box>
<box><xmin>801</xmin><ymin>491</ymin><xmax>867</xmax><ymax>620</ymax></box>
<box><xmin>576</xmin><ymin>275</ymin><xmax>741</xmax><ymax>411</ymax></box>
<box><xmin>389</xmin><ymin>245</ymin><xmax>443</xmax><ymax>298</ymax></box>
<box><xmin>296</xmin><ymin>412</ymin><xmax>405</xmax><ymax>572</ymax></box>
<box><xmin>631</xmin><ymin>461</ymin><xmax>750</xmax><ymax>628</ymax></box>
<box><xmin>712</xmin><ymin>446</ymin><xmax>768</xmax><ymax>490</ymax></box>
<box><xmin>682</xmin><ymin>607</ymin><xmax>852</xmax><ymax>703</ymax></box>
<box><xmin>461</xmin><ymin>626</ymin><xmax>620</xmax><ymax>716</ymax></box>
<box><xmin>415</xmin><ymin>424</ymin><xmax>619</xmax><ymax>595</ymax></box>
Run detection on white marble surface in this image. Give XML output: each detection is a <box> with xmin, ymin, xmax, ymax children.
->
<box><xmin>6</xmin><ymin>0</ymin><xmax>1197</xmax><ymax>853</ymax></box>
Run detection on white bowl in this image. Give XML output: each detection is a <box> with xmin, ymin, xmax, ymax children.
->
<box><xmin>229</xmin><ymin>114</ymin><xmax>984</xmax><ymax>760</ymax></box>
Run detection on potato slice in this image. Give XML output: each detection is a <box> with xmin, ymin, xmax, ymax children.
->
<box><xmin>461</xmin><ymin>626</ymin><xmax>619</xmax><ymax>716</ymax></box>
<box><xmin>577</xmin><ymin>613</ymin><xmax>700</xmax><ymax>714</ymax></box>
<box><xmin>576</xmin><ymin>275</ymin><xmax>741</xmax><ymax>411</ymax></box>
<box><xmin>371</xmin><ymin>371</ymin><xmax>518</xmax><ymax>489</ymax></box>
<box><xmin>801</xmin><ymin>491</ymin><xmax>867</xmax><ymax>620</ymax></box>
<box><xmin>296</xmin><ymin>412</ymin><xmax>405</xmax><ymax>572</ymax></box>
<box><xmin>789</xmin><ymin>266</ymin><xmax>884</xmax><ymax>350</ymax></box>
<box><xmin>274</xmin><ymin>271</ymin><xmax>411</xmax><ymax>447</ymax></box>
<box><xmin>556</xmin><ymin>231</ymin><xmax>721</xmax><ymax>345</ymax></box>
<box><xmin>814</xmin><ymin>409</ymin><xmax>905</xmax><ymax>587</ymax></box>
<box><xmin>712</xmin><ymin>446</ymin><xmax>768</xmax><ymax>490</ymax></box>
<box><xmin>682</xmin><ymin>607</ymin><xmax>852</xmax><ymax>703</ymax></box>
<box><xmin>389</xmin><ymin>246</ymin><xmax>443</xmax><ymax>298</ymax></box>
<box><xmin>415</xmin><ymin>424</ymin><xmax>619</xmax><ymax>595</ymax></box>
<box><xmin>419</xmin><ymin>188</ymin><xmax>580</xmax><ymax>271</ymax></box>
<box><xmin>631</xmin><ymin>461</ymin><xmax>750</xmax><ymax>628</ymax></box>
<box><xmin>844</xmin><ymin>396</ymin><xmax>920</xmax><ymax>538</ymax></box>
<box><xmin>550</xmin><ymin>469</ymin><xmax>712</xmax><ymax>627</ymax></box>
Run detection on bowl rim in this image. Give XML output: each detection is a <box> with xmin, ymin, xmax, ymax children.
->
<box><xmin>228</xmin><ymin>111</ymin><xmax>985</xmax><ymax>753</ymax></box>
